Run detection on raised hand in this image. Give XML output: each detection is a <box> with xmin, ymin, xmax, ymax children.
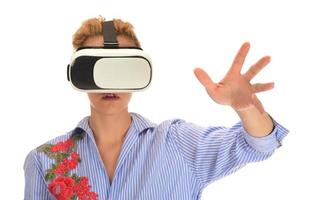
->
<box><xmin>194</xmin><ymin>42</ymin><xmax>274</xmax><ymax>114</ymax></box>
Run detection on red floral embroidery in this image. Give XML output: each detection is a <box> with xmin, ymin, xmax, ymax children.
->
<box><xmin>74</xmin><ymin>177</ymin><xmax>98</xmax><ymax>200</ymax></box>
<box><xmin>51</xmin><ymin>139</ymin><xmax>74</xmax><ymax>153</ymax></box>
<box><xmin>48</xmin><ymin>176</ymin><xmax>75</xmax><ymax>200</ymax></box>
<box><xmin>54</xmin><ymin>152</ymin><xmax>79</xmax><ymax>175</ymax></box>
<box><xmin>37</xmin><ymin>135</ymin><xmax>98</xmax><ymax>200</ymax></box>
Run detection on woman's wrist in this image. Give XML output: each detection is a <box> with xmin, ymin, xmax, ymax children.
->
<box><xmin>234</xmin><ymin>106</ymin><xmax>274</xmax><ymax>138</ymax></box>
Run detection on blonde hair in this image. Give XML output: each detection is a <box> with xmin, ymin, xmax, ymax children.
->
<box><xmin>72</xmin><ymin>16</ymin><xmax>141</xmax><ymax>49</ymax></box>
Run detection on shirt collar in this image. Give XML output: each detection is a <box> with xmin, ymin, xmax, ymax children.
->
<box><xmin>129</xmin><ymin>112</ymin><xmax>156</xmax><ymax>134</ymax></box>
<box><xmin>71</xmin><ymin>112</ymin><xmax>156</xmax><ymax>139</ymax></box>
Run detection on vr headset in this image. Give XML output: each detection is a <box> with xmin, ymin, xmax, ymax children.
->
<box><xmin>67</xmin><ymin>21</ymin><xmax>152</xmax><ymax>92</ymax></box>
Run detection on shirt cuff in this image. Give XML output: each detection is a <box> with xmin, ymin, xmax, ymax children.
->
<box><xmin>243</xmin><ymin>118</ymin><xmax>289</xmax><ymax>154</ymax></box>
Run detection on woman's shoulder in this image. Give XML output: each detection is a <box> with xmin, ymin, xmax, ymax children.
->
<box><xmin>24</xmin><ymin>117</ymin><xmax>90</xmax><ymax>167</ymax></box>
<box><xmin>23</xmin><ymin>128</ymin><xmax>89</xmax><ymax>183</ymax></box>
<box><xmin>28</xmin><ymin>116</ymin><xmax>89</xmax><ymax>153</ymax></box>
<box><xmin>24</xmin><ymin>131</ymin><xmax>73</xmax><ymax>162</ymax></box>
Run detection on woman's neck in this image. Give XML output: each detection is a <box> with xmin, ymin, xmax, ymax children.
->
<box><xmin>89</xmin><ymin>109</ymin><xmax>132</xmax><ymax>146</ymax></box>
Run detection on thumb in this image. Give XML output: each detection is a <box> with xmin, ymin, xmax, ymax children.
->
<box><xmin>193</xmin><ymin>67</ymin><xmax>214</xmax><ymax>88</ymax></box>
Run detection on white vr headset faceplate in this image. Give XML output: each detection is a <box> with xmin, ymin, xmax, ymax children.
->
<box><xmin>68</xmin><ymin>48</ymin><xmax>152</xmax><ymax>93</ymax></box>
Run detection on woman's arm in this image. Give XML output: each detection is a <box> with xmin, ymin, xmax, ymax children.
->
<box><xmin>171</xmin><ymin>42</ymin><xmax>289</xmax><ymax>188</ymax></box>
<box><xmin>168</xmin><ymin>118</ymin><xmax>288</xmax><ymax>188</ymax></box>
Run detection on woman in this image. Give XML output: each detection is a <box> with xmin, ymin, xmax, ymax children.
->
<box><xmin>24</xmin><ymin>16</ymin><xmax>288</xmax><ymax>200</ymax></box>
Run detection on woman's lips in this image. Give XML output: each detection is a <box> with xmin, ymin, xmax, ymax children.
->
<box><xmin>101</xmin><ymin>93</ymin><xmax>120</xmax><ymax>101</ymax></box>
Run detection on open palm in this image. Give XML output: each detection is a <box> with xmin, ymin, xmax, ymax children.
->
<box><xmin>194</xmin><ymin>42</ymin><xmax>274</xmax><ymax>113</ymax></box>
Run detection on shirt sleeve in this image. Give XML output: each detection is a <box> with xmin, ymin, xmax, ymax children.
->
<box><xmin>24</xmin><ymin>149</ymin><xmax>52</xmax><ymax>200</ymax></box>
<box><xmin>168</xmin><ymin>117</ymin><xmax>289</xmax><ymax>188</ymax></box>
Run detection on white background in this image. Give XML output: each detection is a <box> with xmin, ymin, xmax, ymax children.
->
<box><xmin>1</xmin><ymin>0</ymin><xmax>324</xmax><ymax>199</ymax></box>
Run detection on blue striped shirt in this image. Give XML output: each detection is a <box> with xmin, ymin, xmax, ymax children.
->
<box><xmin>24</xmin><ymin>112</ymin><xmax>288</xmax><ymax>200</ymax></box>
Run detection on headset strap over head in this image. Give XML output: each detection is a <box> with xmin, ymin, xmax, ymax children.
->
<box><xmin>103</xmin><ymin>21</ymin><xmax>119</xmax><ymax>48</ymax></box>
